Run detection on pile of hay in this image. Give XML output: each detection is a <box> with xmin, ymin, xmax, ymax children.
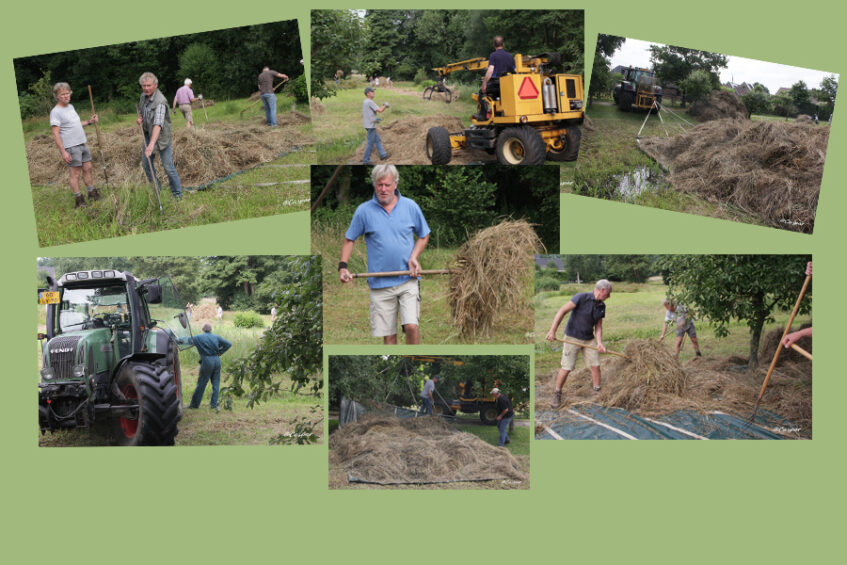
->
<box><xmin>191</xmin><ymin>301</ymin><xmax>219</xmax><ymax>323</ymax></box>
<box><xmin>447</xmin><ymin>220</ymin><xmax>543</xmax><ymax>338</ymax></box>
<box><xmin>796</xmin><ymin>114</ymin><xmax>814</xmax><ymax>124</ymax></box>
<box><xmin>688</xmin><ymin>90</ymin><xmax>748</xmax><ymax>122</ymax></box>
<box><xmin>536</xmin><ymin>341</ymin><xmax>812</xmax><ymax>431</ymax></box>
<box><xmin>639</xmin><ymin>118</ymin><xmax>828</xmax><ymax>232</ymax></box>
<box><xmin>759</xmin><ymin>324</ymin><xmax>813</xmax><ymax>367</ymax></box>
<box><xmin>329</xmin><ymin>414</ymin><xmax>527</xmax><ymax>485</ymax></box>
<box><xmin>25</xmin><ymin>114</ymin><xmax>312</xmax><ymax>189</ymax></box>
<box><xmin>350</xmin><ymin>115</ymin><xmax>491</xmax><ymax>164</ymax></box>
<box><xmin>310</xmin><ymin>97</ymin><xmax>325</xmax><ymax>115</ymax></box>
<box><xmin>189</xmin><ymin>98</ymin><xmax>215</xmax><ymax>108</ymax></box>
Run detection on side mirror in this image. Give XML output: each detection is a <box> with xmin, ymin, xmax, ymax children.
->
<box><xmin>146</xmin><ymin>284</ymin><xmax>163</xmax><ymax>304</ymax></box>
<box><xmin>177</xmin><ymin>312</ymin><xmax>188</xmax><ymax>329</ymax></box>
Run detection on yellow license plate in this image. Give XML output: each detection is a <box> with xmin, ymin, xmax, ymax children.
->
<box><xmin>39</xmin><ymin>291</ymin><xmax>60</xmax><ymax>305</ymax></box>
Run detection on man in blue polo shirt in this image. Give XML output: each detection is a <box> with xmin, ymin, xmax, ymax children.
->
<box><xmin>338</xmin><ymin>164</ymin><xmax>431</xmax><ymax>344</ymax></box>
<box><xmin>545</xmin><ymin>279</ymin><xmax>613</xmax><ymax>408</ymax></box>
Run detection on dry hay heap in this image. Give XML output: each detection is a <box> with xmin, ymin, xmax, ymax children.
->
<box><xmin>688</xmin><ymin>90</ymin><xmax>748</xmax><ymax>122</ymax></box>
<box><xmin>447</xmin><ymin>220</ymin><xmax>543</xmax><ymax>339</ymax></box>
<box><xmin>351</xmin><ymin>115</ymin><xmax>490</xmax><ymax>164</ymax></box>
<box><xmin>191</xmin><ymin>302</ymin><xmax>220</xmax><ymax>323</ymax></box>
<box><xmin>639</xmin><ymin>117</ymin><xmax>827</xmax><ymax>232</ymax></box>
<box><xmin>310</xmin><ymin>97</ymin><xmax>325</xmax><ymax>115</ymax></box>
<box><xmin>25</xmin><ymin>113</ymin><xmax>311</xmax><ymax>189</ymax></box>
<box><xmin>759</xmin><ymin>324</ymin><xmax>813</xmax><ymax>367</ymax></box>
<box><xmin>329</xmin><ymin>414</ymin><xmax>526</xmax><ymax>485</ymax></box>
<box><xmin>537</xmin><ymin>340</ymin><xmax>811</xmax><ymax>430</ymax></box>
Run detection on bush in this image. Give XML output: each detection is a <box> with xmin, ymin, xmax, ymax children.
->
<box><xmin>679</xmin><ymin>70</ymin><xmax>713</xmax><ymax>104</ymax></box>
<box><xmin>394</xmin><ymin>62</ymin><xmax>416</xmax><ymax>81</ymax></box>
<box><xmin>289</xmin><ymin>74</ymin><xmax>309</xmax><ymax>103</ymax></box>
<box><xmin>413</xmin><ymin>68</ymin><xmax>429</xmax><ymax>85</ymax></box>
<box><xmin>420</xmin><ymin>79</ymin><xmax>436</xmax><ymax>89</ymax></box>
<box><xmin>233</xmin><ymin>311</ymin><xmax>264</xmax><ymax>328</ymax></box>
<box><xmin>535</xmin><ymin>276</ymin><xmax>561</xmax><ymax>293</ymax></box>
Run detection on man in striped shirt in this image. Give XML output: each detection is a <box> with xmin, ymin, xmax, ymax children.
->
<box><xmin>137</xmin><ymin>72</ymin><xmax>183</xmax><ymax>199</ymax></box>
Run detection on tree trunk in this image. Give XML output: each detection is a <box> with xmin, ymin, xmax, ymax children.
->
<box><xmin>748</xmin><ymin>294</ymin><xmax>766</xmax><ymax>368</ymax></box>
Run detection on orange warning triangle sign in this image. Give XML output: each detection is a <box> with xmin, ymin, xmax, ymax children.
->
<box><xmin>518</xmin><ymin>77</ymin><xmax>539</xmax><ymax>99</ymax></box>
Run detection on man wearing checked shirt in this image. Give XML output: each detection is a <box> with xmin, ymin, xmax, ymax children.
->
<box><xmin>338</xmin><ymin>164</ymin><xmax>431</xmax><ymax>344</ymax></box>
<box><xmin>137</xmin><ymin>72</ymin><xmax>183</xmax><ymax>199</ymax></box>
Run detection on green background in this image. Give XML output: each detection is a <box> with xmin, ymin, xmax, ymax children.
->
<box><xmin>1</xmin><ymin>1</ymin><xmax>842</xmax><ymax>562</ymax></box>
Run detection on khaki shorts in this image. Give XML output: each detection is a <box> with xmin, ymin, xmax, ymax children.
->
<box><xmin>66</xmin><ymin>143</ymin><xmax>92</xmax><ymax>167</ymax></box>
<box><xmin>179</xmin><ymin>103</ymin><xmax>193</xmax><ymax>122</ymax></box>
<box><xmin>560</xmin><ymin>336</ymin><xmax>600</xmax><ymax>370</ymax></box>
<box><xmin>369</xmin><ymin>279</ymin><xmax>420</xmax><ymax>337</ymax></box>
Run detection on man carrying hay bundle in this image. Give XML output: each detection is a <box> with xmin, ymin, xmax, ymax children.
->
<box><xmin>137</xmin><ymin>72</ymin><xmax>183</xmax><ymax>199</ymax></box>
<box><xmin>49</xmin><ymin>82</ymin><xmax>102</xmax><ymax>208</ymax></box>
<box><xmin>545</xmin><ymin>279</ymin><xmax>613</xmax><ymax>408</ymax></box>
<box><xmin>339</xmin><ymin>164</ymin><xmax>430</xmax><ymax>344</ymax></box>
<box><xmin>659</xmin><ymin>299</ymin><xmax>702</xmax><ymax>358</ymax></box>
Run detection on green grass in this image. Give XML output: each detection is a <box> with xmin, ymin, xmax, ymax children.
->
<box><xmin>312</xmin><ymin>81</ymin><xmax>478</xmax><ymax>163</ymax></box>
<box><xmin>456</xmin><ymin>421</ymin><xmax>530</xmax><ymax>455</ymax></box>
<box><xmin>37</xmin><ymin>307</ymin><xmax>323</xmax><ymax>447</ymax></box>
<box><xmin>32</xmin><ymin>151</ymin><xmax>310</xmax><ymax>247</ymax></box>
<box><xmin>570</xmin><ymin>103</ymin><xmax>769</xmax><ymax>225</ymax></box>
<box><xmin>533</xmin><ymin>280</ymin><xmax>812</xmax><ymax>378</ymax></box>
<box><xmin>313</xmin><ymin>219</ymin><xmax>532</xmax><ymax>344</ymax></box>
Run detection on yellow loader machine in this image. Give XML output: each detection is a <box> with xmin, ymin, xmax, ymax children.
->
<box><xmin>425</xmin><ymin>53</ymin><xmax>584</xmax><ymax>165</ymax></box>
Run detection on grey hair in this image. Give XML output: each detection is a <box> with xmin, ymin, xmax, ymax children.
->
<box><xmin>52</xmin><ymin>82</ymin><xmax>71</xmax><ymax>99</ymax></box>
<box><xmin>662</xmin><ymin>298</ymin><xmax>673</xmax><ymax>307</ymax></box>
<box><xmin>595</xmin><ymin>279</ymin><xmax>612</xmax><ymax>291</ymax></box>
<box><xmin>202</xmin><ymin>323</ymin><xmax>212</xmax><ymax>333</ymax></box>
<box><xmin>138</xmin><ymin>72</ymin><xmax>159</xmax><ymax>86</ymax></box>
<box><xmin>371</xmin><ymin>164</ymin><xmax>399</xmax><ymax>187</ymax></box>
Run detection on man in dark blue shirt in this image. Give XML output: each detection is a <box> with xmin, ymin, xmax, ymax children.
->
<box><xmin>183</xmin><ymin>323</ymin><xmax>232</xmax><ymax>411</ymax></box>
<box><xmin>481</xmin><ymin>36</ymin><xmax>516</xmax><ymax>96</ymax></box>
<box><xmin>545</xmin><ymin>280</ymin><xmax>613</xmax><ymax>408</ymax></box>
<box><xmin>491</xmin><ymin>388</ymin><xmax>514</xmax><ymax>447</ymax></box>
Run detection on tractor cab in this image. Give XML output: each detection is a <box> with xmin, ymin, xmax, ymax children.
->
<box><xmin>614</xmin><ymin>67</ymin><xmax>663</xmax><ymax>111</ymax></box>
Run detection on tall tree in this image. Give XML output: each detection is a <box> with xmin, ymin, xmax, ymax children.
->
<box><xmin>649</xmin><ymin>44</ymin><xmax>728</xmax><ymax>106</ymax></box>
<box><xmin>588</xmin><ymin>34</ymin><xmax>625</xmax><ymax>106</ymax></box>
<box><xmin>660</xmin><ymin>255</ymin><xmax>811</xmax><ymax>367</ymax></box>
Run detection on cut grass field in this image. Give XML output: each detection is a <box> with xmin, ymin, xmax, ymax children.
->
<box><xmin>37</xmin><ymin>309</ymin><xmax>323</xmax><ymax>447</ymax></box>
<box><xmin>328</xmin><ymin>420</ymin><xmax>529</xmax><ymax>490</ymax></box>
<box><xmin>533</xmin><ymin>279</ymin><xmax>812</xmax><ymax>381</ymax></box>
<box><xmin>32</xmin><ymin>151</ymin><xmax>311</xmax><ymax>247</ymax></box>
<box><xmin>313</xmin><ymin>218</ymin><xmax>532</xmax><ymax>344</ymax></box>
<box><xmin>25</xmin><ymin>93</ymin><xmax>313</xmax><ymax>247</ymax></box>
<box><xmin>313</xmin><ymin>80</ymin><xmax>477</xmax><ymax>163</ymax></box>
<box><xmin>571</xmin><ymin>103</ymin><xmax>765</xmax><ymax>225</ymax></box>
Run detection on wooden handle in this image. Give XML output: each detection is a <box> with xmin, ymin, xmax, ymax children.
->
<box><xmin>352</xmin><ymin>269</ymin><xmax>451</xmax><ymax>278</ymax></box>
<box><xmin>555</xmin><ymin>338</ymin><xmax>628</xmax><ymax>359</ymax></box>
<box><xmin>790</xmin><ymin>343</ymin><xmax>813</xmax><ymax>361</ymax></box>
<box><xmin>755</xmin><ymin>273</ymin><xmax>812</xmax><ymax>406</ymax></box>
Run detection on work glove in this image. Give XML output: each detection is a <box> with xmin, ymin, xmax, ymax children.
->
<box><xmin>198</xmin><ymin>94</ymin><xmax>203</xmax><ymax>100</ymax></box>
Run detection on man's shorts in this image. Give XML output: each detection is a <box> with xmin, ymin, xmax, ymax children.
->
<box><xmin>66</xmin><ymin>144</ymin><xmax>92</xmax><ymax>167</ymax></box>
<box><xmin>179</xmin><ymin>103</ymin><xmax>193</xmax><ymax>122</ymax></box>
<box><xmin>676</xmin><ymin>321</ymin><xmax>697</xmax><ymax>338</ymax></box>
<box><xmin>369</xmin><ymin>279</ymin><xmax>420</xmax><ymax>337</ymax></box>
<box><xmin>560</xmin><ymin>336</ymin><xmax>600</xmax><ymax>371</ymax></box>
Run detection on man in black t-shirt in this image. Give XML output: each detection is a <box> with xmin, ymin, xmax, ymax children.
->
<box><xmin>545</xmin><ymin>279</ymin><xmax>613</xmax><ymax>408</ymax></box>
<box><xmin>491</xmin><ymin>388</ymin><xmax>514</xmax><ymax>447</ymax></box>
<box><xmin>481</xmin><ymin>36</ymin><xmax>516</xmax><ymax>96</ymax></box>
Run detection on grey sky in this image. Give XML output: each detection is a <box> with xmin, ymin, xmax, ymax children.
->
<box><xmin>607</xmin><ymin>38</ymin><xmax>837</xmax><ymax>93</ymax></box>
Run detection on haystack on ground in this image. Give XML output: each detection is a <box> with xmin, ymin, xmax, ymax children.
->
<box><xmin>310</xmin><ymin>97</ymin><xmax>325</xmax><ymax>115</ymax></box>
<box><xmin>536</xmin><ymin>339</ymin><xmax>811</xmax><ymax>434</ymax></box>
<box><xmin>349</xmin><ymin>115</ymin><xmax>491</xmax><ymax>164</ymax></box>
<box><xmin>796</xmin><ymin>114</ymin><xmax>814</xmax><ymax>123</ymax></box>
<box><xmin>639</xmin><ymin>118</ymin><xmax>827</xmax><ymax>232</ymax></box>
<box><xmin>26</xmin><ymin>113</ymin><xmax>312</xmax><ymax>189</ymax></box>
<box><xmin>329</xmin><ymin>414</ymin><xmax>527</xmax><ymax>486</ymax></box>
<box><xmin>191</xmin><ymin>301</ymin><xmax>220</xmax><ymax>323</ymax></box>
<box><xmin>687</xmin><ymin>90</ymin><xmax>748</xmax><ymax>122</ymax></box>
<box><xmin>448</xmin><ymin>220</ymin><xmax>543</xmax><ymax>338</ymax></box>
<box><xmin>759</xmin><ymin>324</ymin><xmax>813</xmax><ymax>366</ymax></box>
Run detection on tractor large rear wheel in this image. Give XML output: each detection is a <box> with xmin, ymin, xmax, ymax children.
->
<box><xmin>496</xmin><ymin>126</ymin><xmax>546</xmax><ymax>165</ymax></box>
<box><xmin>618</xmin><ymin>92</ymin><xmax>633</xmax><ymax>112</ymax></box>
<box><xmin>165</xmin><ymin>342</ymin><xmax>184</xmax><ymax>419</ymax></box>
<box><xmin>546</xmin><ymin>126</ymin><xmax>582</xmax><ymax>162</ymax></box>
<box><xmin>426</xmin><ymin>127</ymin><xmax>452</xmax><ymax>165</ymax></box>
<box><xmin>479</xmin><ymin>404</ymin><xmax>499</xmax><ymax>426</ymax></box>
<box><xmin>112</xmin><ymin>362</ymin><xmax>181</xmax><ymax>446</ymax></box>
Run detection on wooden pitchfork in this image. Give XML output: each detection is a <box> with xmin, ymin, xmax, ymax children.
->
<box><xmin>750</xmin><ymin>269</ymin><xmax>812</xmax><ymax>421</ymax></box>
<box><xmin>554</xmin><ymin>338</ymin><xmax>628</xmax><ymax>359</ymax></box>
<box><xmin>87</xmin><ymin>85</ymin><xmax>110</xmax><ymax>186</ymax></box>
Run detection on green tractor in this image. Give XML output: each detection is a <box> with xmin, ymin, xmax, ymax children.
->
<box><xmin>38</xmin><ymin>269</ymin><xmax>194</xmax><ymax>446</ymax></box>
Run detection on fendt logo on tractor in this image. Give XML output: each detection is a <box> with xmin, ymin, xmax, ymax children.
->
<box><xmin>38</xmin><ymin>270</ymin><xmax>195</xmax><ymax>446</ymax></box>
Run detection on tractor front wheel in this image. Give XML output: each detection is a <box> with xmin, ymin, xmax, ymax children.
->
<box><xmin>495</xmin><ymin>126</ymin><xmax>546</xmax><ymax>165</ymax></box>
<box><xmin>618</xmin><ymin>92</ymin><xmax>633</xmax><ymax>112</ymax></box>
<box><xmin>546</xmin><ymin>126</ymin><xmax>582</xmax><ymax>162</ymax></box>
<box><xmin>426</xmin><ymin>127</ymin><xmax>452</xmax><ymax>165</ymax></box>
<box><xmin>112</xmin><ymin>362</ymin><xmax>181</xmax><ymax>446</ymax></box>
<box><xmin>479</xmin><ymin>405</ymin><xmax>499</xmax><ymax>426</ymax></box>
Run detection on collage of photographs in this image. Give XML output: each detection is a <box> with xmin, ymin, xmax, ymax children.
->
<box><xmin>21</xmin><ymin>9</ymin><xmax>828</xmax><ymax>473</ymax></box>
<box><xmin>4</xmin><ymin>4</ymin><xmax>842</xmax><ymax>561</ymax></box>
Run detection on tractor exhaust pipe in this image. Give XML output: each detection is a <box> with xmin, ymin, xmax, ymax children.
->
<box><xmin>542</xmin><ymin>78</ymin><xmax>558</xmax><ymax>114</ymax></box>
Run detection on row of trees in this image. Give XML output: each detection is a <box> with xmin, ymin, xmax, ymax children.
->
<box><xmin>328</xmin><ymin>355</ymin><xmax>529</xmax><ymax>411</ymax></box>
<box><xmin>312</xmin><ymin>10</ymin><xmax>584</xmax><ymax>98</ymax></box>
<box><xmin>37</xmin><ymin>255</ymin><xmax>311</xmax><ymax>313</ymax></box>
<box><xmin>741</xmin><ymin>77</ymin><xmax>837</xmax><ymax>120</ymax></box>
<box><xmin>536</xmin><ymin>254</ymin><xmax>811</xmax><ymax>367</ymax></box>
<box><xmin>16</xmin><ymin>21</ymin><xmax>304</xmax><ymax>118</ymax></box>
<box><xmin>312</xmin><ymin>165</ymin><xmax>560</xmax><ymax>250</ymax></box>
